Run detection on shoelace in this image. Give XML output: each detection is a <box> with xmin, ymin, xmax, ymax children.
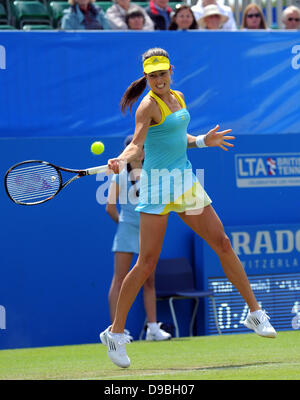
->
<box><xmin>117</xmin><ymin>334</ymin><xmax>132</xmax><ymax>346</ymax></box>
<box><xmin>256</xmin><ymin>310</ymin><xmax>271</xmax><ymax>326</ymax></box>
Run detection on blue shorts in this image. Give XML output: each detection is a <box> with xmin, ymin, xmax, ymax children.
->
<box><xmin>112</xmin><ymin>221</ymin><xmax>139</xmax><ymax>254</ymax></box>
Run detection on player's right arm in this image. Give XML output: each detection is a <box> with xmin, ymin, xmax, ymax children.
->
<box><xmin>108</xmin><ymin>96</ymin><xmax>155</xmax><ymax>174</ymax></box>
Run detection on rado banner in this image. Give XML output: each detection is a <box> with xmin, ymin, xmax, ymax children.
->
<box><xmin>201</xmin><ymin>223</ymin><xmax>300</xmax><ymax>277</ymax></box>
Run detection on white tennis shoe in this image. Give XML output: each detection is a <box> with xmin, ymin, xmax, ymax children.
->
<box><xmin>99</xmin><ymin>326</ymin><xmax>131</xmax><ymax>368</ymax></box>
<box><xmin>243</xmin><ymin>309</ymin><xmax>277</xmax><ymax>338</ymax></box>
<box><xmin>146</xmin><ymin>327</ymin><xmax>172</xmax><ymax>341</ymax></box>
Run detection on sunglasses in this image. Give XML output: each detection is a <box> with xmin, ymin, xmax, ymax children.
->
<box><xmin>287</xmin><ymin>17</ymin><xmax>300</xmax><ymax>22</ymax></box>
<box><xmin>247</xmin><ymin>13</ymin><xmax>261</xmax><ymax>18</ymax></box>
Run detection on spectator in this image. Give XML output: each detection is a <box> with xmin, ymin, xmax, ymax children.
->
<box><xmin>281</xmin><ymin>5</ymin><xmax>300</xmax><ymax>30</ymax></box>
<box><xmin>241</xmin><ymin>3</ymin><xmax>267</xmax><ymax>30</ymax></box>
<box><xmin>106</xmin><ymin>0</ymin><xmax>154</xmax><ymax>30</ymax></box>
<box><xmin>61</xmin><ymin>0</ymin><xmax>111</xmax><ymax>30</ymax></box>
<box><xmin>168</xmin><ymin>4</ymin><xmax>198</xmax><ymax>30</ymax></box>
<box><xmin>198</xmin><ymin>4</ymin><xmax>229</xmax><ymax>29</ymax></box>
<box><xmin>146</xmin><ymin>0</ymin><xmax>173</xmax><ymax>30</ymax></box>
<box><xmin>125</xmin><ymin>8</ymin><xmax>145</xmax><ymax>30</ymax></box>
<box><xmin>192</xmin><ymin>0</ymin><xmax>237</xmax><ymax>31</ymax></box>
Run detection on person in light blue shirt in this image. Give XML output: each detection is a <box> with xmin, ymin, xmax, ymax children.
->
<box><xmin>61</xmin><ymin>0</ymin><xmax>111</xmax><ymax>30</ymax></box>
<box><xmin>105</xmin><ymin>135</ymin><xmax>171</xmax><ymax>342</ymax></box>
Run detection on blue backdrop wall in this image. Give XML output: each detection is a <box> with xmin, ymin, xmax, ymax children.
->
<box><xmin>0</xmin><ymin>31</ymin><xmax>300</xmax><ymax>349</ymax></box>
<box><xmin>1</xmin><ymin>31</ymin><xmax>300</xmax><ymax>138</ymax></box>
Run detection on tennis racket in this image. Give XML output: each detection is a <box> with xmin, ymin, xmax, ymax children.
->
<box><xmin>4</xmin><ymin>160</ymin><xmax>108</xmax><ymax>206</ymax></box>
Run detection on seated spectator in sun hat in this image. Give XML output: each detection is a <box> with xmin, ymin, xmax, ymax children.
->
<box><xmin>146</xmin><ymin>0</ymin><xmax>173</xmax><ymax>30</ymax></box>
<box><xmin>198</xmin><ymin>4</ymin><xmax>229</xmax><ymax>29</ymax></box>
<box><xmin>61</xmin><ymin>0</ymin><xmax>111</xmax><ymax>30</ymax></box>
<box><xmin>281</xmin><ymin>5</ymin><xmax>300</xmax><ymax>30</ymax></box>
<box><xmin>168</xmin><ymin>4</ymin><xmax>198</xmax><ymax>30</ymax></box>
<box><xmin>192</xmin><ymin>0</ymin><xmax>237</xmax><ymax>30</ymax></box>
<box><xmin>125</xmin><ymin>8</ymin><xmax>146</xmax><ymax>30</ymax></box>
<box><xmin>106</xmin><ymin>0</ymin><xmax>154</xmax><ymax>30</ymax></box>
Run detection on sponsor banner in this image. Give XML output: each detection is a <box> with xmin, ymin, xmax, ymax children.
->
<box><xmin>1</xmin><ymin>32</ymin><xmax>300</xmax><ymax>137</ymax></box>
<box><xmin>235</xmin><ymin>153</ymin><xmax>300</xmax><ymax>188</ymax></box>
<box><xmin>201</xmin><ymin>224</ymin><xmax>300</xmax><ymax>277</ymax></box>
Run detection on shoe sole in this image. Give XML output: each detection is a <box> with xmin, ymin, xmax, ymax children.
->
<box><xmin>108</xmin><ymin>353</ymin><xmax>130</xmax><ymax>368</ymax></box>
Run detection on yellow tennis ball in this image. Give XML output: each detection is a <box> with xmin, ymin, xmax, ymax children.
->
<box><xmin>91</xmin><ymin>141</ymin><xmax>105</xmax><ymax>155</ymax></box>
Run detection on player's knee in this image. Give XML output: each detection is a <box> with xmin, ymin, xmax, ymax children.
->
<box><xmin>142</xmin><ymin>257</ymin><xmax>157</xmax><ymax>277</ymax></box>
<box><xmin>216</xmin><ymin>234</ymin><xmax>232</xmax><ymax>255</ymax></box>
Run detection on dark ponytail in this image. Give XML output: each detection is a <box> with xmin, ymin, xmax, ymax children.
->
<box><xmin>120</xmin><ymin>47</ymin><xmax>169</xmax><ymax>114</ymax></box>
<box><xmin>120</xmin><ymin>76</ymin><xmax>147</xmax><ymax>114</ymax></box>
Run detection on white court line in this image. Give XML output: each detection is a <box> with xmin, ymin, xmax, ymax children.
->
<box><xmin>78</xmin><ymin>361</ymin><xmax>300</xmax><ymax>380</ymax></box>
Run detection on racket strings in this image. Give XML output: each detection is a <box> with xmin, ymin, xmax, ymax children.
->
<box><xmin>6</xmin><ymin>163</ymin><xmax>61</xmax><ymax>204</ymax></box>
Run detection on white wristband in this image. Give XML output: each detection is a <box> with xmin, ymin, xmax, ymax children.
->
<box><xmin>195</xmin><ymin>134</ymin><xmax>207</xmax><ymax>148</ymax></box>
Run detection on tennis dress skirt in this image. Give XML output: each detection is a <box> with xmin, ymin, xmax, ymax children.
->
<box><xmin>112</xmin><ymin>221</ymin><xmax>139</xmax><ymax>254</ymax></box>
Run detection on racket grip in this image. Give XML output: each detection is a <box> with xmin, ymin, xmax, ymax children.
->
<box><xmin>86</xmin><ymin>165</ymin><xmax>108</xmax><ymax>175</ymax></box>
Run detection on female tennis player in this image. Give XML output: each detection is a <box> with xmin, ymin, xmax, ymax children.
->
<box><xmin>100</xmin><ymin>48</ymin><xmax>277</xmax><ymax>368</ymax></box>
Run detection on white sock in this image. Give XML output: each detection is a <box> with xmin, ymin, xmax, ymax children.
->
<box><xmin>109</xmin><ymin>329</ymin><xmax>125</xmax><ymax>337</ymax></box>
<box><xmin>250</xmin><ymin>309</ymin><xmax>262</xmax><ymax>317</ymax></box>
<box><xmin>147</xmin><ymin>322</ymin><xmax>160</xmax><ymax>333</ymax></box>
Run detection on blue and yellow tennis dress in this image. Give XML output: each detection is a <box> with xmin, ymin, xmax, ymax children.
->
<box><xmin>135</xmin><ymin>89</ymin><xmax>212</xmax><ymax>215</ymax></box>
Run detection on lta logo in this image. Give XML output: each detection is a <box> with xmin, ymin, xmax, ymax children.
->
<box><xmin>0</xmin><ymin>45</ymin><xmax>6</xmax><ymax>70</ymax></box>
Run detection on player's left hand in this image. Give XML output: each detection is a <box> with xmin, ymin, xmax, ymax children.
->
<box><xmin>205</xmin><ymin>125</ymin><xmax>235</xmax><ymax>151</ymax></box>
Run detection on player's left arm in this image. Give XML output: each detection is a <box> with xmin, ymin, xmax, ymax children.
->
<box><xmin>187</xmin><ymin>125</ymin><xmax>235</xmax><ymax>151</ymax></box>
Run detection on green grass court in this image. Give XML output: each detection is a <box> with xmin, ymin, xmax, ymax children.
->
<box><xmin>0</xmin><ymin>330</ymin><xmax>299</xmax><ymax>380</ymax></box>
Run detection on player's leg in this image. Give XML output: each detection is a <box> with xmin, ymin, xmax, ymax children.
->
<box><xmin>178</xmin><ymin>205</ymin><xmax>276</xmax><ymax>337</ymax></box>
<box><xmin>143</xmin><ymin>270</ymin><xmax>156</xmax><ymax>323</ymax></box>
<box><xmin>108</xmin><ymin>252</ymin><xmax>133</xmax><ymax>322</ymax></box>
<box><xmin>179</xmin><ymin>205</ymin><xmax>259</xmax><ymax>310</ymax></box>
<box><xmin>111</xmin><ymin>212</ymin><xmax>169</xmax><ymax>333</ymax></box>
<box><xmin>100</xmin><ymin>213</ymin><xmax>169</xmax><ymax>367</ymax></box>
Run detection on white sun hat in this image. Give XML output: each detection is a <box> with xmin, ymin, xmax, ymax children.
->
<box><xmin>198</xmin><ymin>4</ymin><xmax>229</xmax><ymax>28</ymax></box>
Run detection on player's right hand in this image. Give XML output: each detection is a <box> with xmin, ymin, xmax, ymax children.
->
<box><xmin>107</xmin><ymin>158</ymin><xmax>125</xmax><ymax>174</ymax></box>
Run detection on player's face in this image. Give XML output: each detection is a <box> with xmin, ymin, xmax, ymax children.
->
<box><xmin>146</xmin><ymin>69</ymin><xmax>172</xmax><ymax>94</ymax></box>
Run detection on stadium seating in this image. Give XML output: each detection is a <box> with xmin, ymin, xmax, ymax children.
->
<box><xmin>140</xmin><ymin>258</ymin><xmax>221</xmax><ymax>338</ymax></box>
<box><xmin>0</xmin><ymin>2</ymin><xmax>9</xmax><ymax>24</ymax></box>
<box><xmin>0</xmin><ymin>23</ymin><xmax>15</xmax><ymax>28</ymax></box>
<box><xmin>2</xmin><ymin>0</ymin><xmax>184</xmax><ymax>29</ymax></box>
<box><xmin>12</xmin><ymin>1</ymin><xmax>52</xmax><ymax>28</ymax></box>
<box><xmin>22</xmin><ymin>22</ymin><xmax>54</xmax><ymax>28</ymax></box>
<box><xmin>48</xmin><ymin>1</ymin><xmax>68</xmax><ymax>27</ymax></box>
<box><xmin>94</xmin><ymin>1</ymin><xmax>114</xmax><ymax>12</ymax></box>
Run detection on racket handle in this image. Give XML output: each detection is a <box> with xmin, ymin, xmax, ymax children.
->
<box><xmin>86</xmin><ymin>165</ymin><xmax>108</xmax><ymax>175</ymax></box>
